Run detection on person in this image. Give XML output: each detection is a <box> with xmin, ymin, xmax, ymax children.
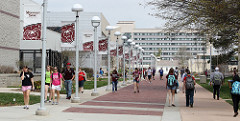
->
<box><xmin>78</xmin><ymin>68</ymin><xmax>86</xmax><ymax>93</ymax></box>
<box><xmin>210</xmin><ymin>67</ymin><xmax>224</xmax><ymax>100</ymax></box>
<box><xmin>133</xmin><ymin>68</ymin><xmax>141</xmax><ymax>93</ymax></box>
<box><xmin>230</xmin><ymin>71</ymin><xmax>240</xmax><ymax>117</ymax></box>
<box><xmin>147</xmin><ymin>67</ymin><xmax>152</xmax><ymax>83</ymax></box>
<box><xmin>166</xmin><ymin>68</ymin><xmax>178</xmax><ymax>107</ymax></box>
<box><xmin>181</xmin><ymin>69</ymin><xmax>189</xmax><ymax>90</ymax></box>
<box><xmin>152</xmin><ymin>68</ymin><xmax>156</xmax><ymax>80</ymax></box>
<box><xmin>45</xmin><ymin>65</ymin><xmax>52</xmax><ymax>103</ymax></box>
<box><xmin>159</xmin><ymin>68</ymin><xmax>164</xmax><ymax>80</ymax></box>
<box><xmin>99</xmin><ymin>68</ymin><xmax>104</xmax><ymax>77</ymax></box>
<box><xmin>111</xmin><ymin>69</ymin><xmax>119</xmax><ymax>92</ymax></box>
<box><xmin>183</xmin><ymin>70</ymin><xmax>196</xmax><ymax>108</ymax></box>
<box><xmin>175</xmin><ymin>67</ymin><xmax>179</xmax><ymax>79</ymax></box>
<box><xmin>62</xmin><ymin>63</ymin><xmax>75</xmax><ymax>100</ymax></box>
<box><xmin>51</xmin><ymin>67</ymin><xmax>63</xmax><ymax>105</ymax></box>
<box><xmin>143</xmin><ymin>68</ymin><xmax>146</xmax><ymax>79</ymax></box>
<box><xmin>20</xmin><ymin>66</ymin><xmax>35</xmax><ymax>109</ymax></box>
<box><xmin>180</xmin><ymin>67</ymin><xmax>184</xmax><ymax>78</ymax></box>
<box><xmin>205</xmin><ymin>69</ymin><xmax>208</xmax><ymax>77</ymax></box>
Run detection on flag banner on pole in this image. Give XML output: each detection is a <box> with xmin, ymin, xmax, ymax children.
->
<box><xmin>110</xmin><ymin>49</ymin><xmax>117</xmax><ymax>56</ymax></box>
<box><xmin>110</xmin><ymin>41</ymin><xmax>116</xmax><ymax>50</ymax></box>
<box><xmin>23</xmin><ymin>23</ymin><xmax>41</xmax><ymax>40</ymax></box>
<box><xmin>125</xmin><ymin>53</ymin><xmax>129</xmax><ymax>59</ymax></box>
<box><xmin>118</xmin><ymin>46</ymin><xmax>123</xmax><ymax>56</ymax></box>
<box><xmin>99</xmin><ymin>39</ymin><xmax>108</xmax><ymax>52</ymax></box>
<box><xmin>61</xmin><ymin>23</ymin><xmax>75</xmax><ymax>43</ymax></box>
<box><xmin>83</xmin><ymin>41</ymin><xmax>93</xmax><ymax>51</ymax></box>
<box><xmin>134</xmin><ymin>56</ymin><xmax>137</xmax><ymax>61</ymax></box>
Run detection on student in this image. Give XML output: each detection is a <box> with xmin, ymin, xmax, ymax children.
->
<box><xmin>175</xmin><ymin>67</ymin><xmax>179</xmax><ymax>79</ymax></box>
<box><xmin>111</xmin><ymin>69</ymin><xmax>119</xmax><ymax>92</ymax></box>
<box><xmin>183</xmin><ymin>70</ymin><xmax>196</xmax><ymax>108</ymax></box>
<box><xmin>166</xmin><ymin>68</ymin><xmax>178</xmax><ymax>107</ymax></box>
<box><xmin>51</xmin><ymin>67</ymin><xmax>63</xmax><ymax>105</ymax></box>
<box><xmin>147</xmin><ymin>67</ymin><xmax>152</xmax><ymax>83</ymax></box>
<box><xmin>210</xmin><ymin>67</ymin><xmax>224</xmax><ymax>100</ymax></box>
<box><xmin>133</xmin><ymin>68</ymin><xmax>141</xmax><ymax>93</ymax></box>
<box><xmin>180</xmin><ymin>67</ymin><xmax>184</xmax><ymax>78</ymax></box>
<box><xmin>159</xmin><ymin>68</ymin><xmax>164</xmax><ymax>80</ymax></box>
<box><xmin>45</xmin><ymin>66</ymin><xmax>52</xmax><ymax>103</ymax></box>
<box><xmin>99</xmin><ymin>68</ymin><xmax>104</xmax><ymax>77</ymax></box>
<box><xmin>78</xmin><ymin>68</ymin><xmax>86</xmax><ymax>93</ymax></box>
<box><xmin>152</xmin><ymin>68</ymin><xmax>156</xmax><ymax>80</ymax></box>
<box><xmin>230</xmin><ymin>71</ymin><xmax>240</xmax><ymax>117</ymax></box>
<box><xmin>20</xmin><ymin>66</ymin><xmax>35</xmax><ymax>109</ymax></box>
<box><xmin>62</xmin><ymin>63</ymin><xmax>75</xmax><ymax>100</ymax></box>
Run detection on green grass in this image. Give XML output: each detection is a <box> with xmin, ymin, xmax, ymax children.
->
<box><xmin>0</xmin><ymin>93</ymin><xmax>40</xmax><ymax>106</ymax></box>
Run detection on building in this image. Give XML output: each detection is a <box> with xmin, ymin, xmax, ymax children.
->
<box><xmin>0</xmin><ymin>0</ymin><xmax>20</xmax><ymax>71</ymax></box>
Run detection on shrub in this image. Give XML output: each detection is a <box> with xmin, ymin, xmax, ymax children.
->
<box><xmin>34</xmin><ymin>81</ymin><xmax>41</xmax><ymax>90</ymax></box>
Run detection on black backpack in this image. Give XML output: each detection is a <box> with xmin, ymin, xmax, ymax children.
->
<box><xmin>186</xmin><ymin>76</ymin><xmax>195</xmax><ymax>89</ymax></box>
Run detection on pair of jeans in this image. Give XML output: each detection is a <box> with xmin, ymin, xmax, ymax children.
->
<box><xmin>186</xmin><ymin>89</ymin><xmax>194</xmax><ymax>106</ymax></box>
<box><xmin>64</xmin><ymin>80</ymin><xmax>72</xmax><ymax>97</ymax></box>
<box><xmin>213</xmin><ymin>85</ymin><xmax>220</xmax><ymax>99</ymax></box>
<box><xmin>232</xmin><ymin>94</ymin><xmax>240</xmax><ymax>113</ymax></box>
<box><xmin>112</xmin><ymin>81</ymin><xmax>118</xmax><ymax>92</ymax></box>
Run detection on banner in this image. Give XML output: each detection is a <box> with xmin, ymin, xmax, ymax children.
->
<box><xmin>83</xmin><ymin>41</ymin><xmax>93</xmax><ymax>51</ymax></box>
<box><xmin>61</xmin><ymin>24</ymin><xmax>75</xmax><ymax>43</ymax></box>
<box><xmin>99</xmin><ymin>39</ymin><xmax>108</xmax><ymax>52</ymax></box>
<box><xmin>118</xmin><ymin>46</ymin><xmax>123</xmax><ymax>56</ymax></box>
<box><xmin>125</xmin><ymin>53</ymin><xmax>129</xmax><ymax>59</ymax></box>
<box><xmin>23</xmin><ymin>23</ymin><xmax>41</xmax><ymax>40</ymax></box>
<box><xmin>110</xmin><ymin>49</ymin><xmax>117</xmax><ymax>56</ymax></box>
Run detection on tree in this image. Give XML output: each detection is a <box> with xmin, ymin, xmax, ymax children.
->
<box><xmin>175</xmin><ymin>47</ymin><xmax>191</xmax><ymax>67</ymax></box>
<box><xmin>154</xmin><ymin>49</ymin><xmax>161</xmax><ymax>58</ymax></box>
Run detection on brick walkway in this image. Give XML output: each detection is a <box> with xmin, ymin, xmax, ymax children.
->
<box><xmin>64</xmin><ymin>76</ymin><xmax>167</xmax><ymax>116</ymax></box>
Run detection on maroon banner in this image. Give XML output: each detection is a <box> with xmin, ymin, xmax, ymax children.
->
<box><xmin>118</xmin><ymin>46</ymin><xmax>123</xmax><ymax>55</ymax></box>
<box><xmin>125</xmin><ymin>53</ymin><xmax>129</xmax><ymax>59</ymax></box>
<box><xmin>61</xmin><ymin>23</ymin><xmax>75</xmax><ymax>43</ymax></box>
<box><xmin>83</xmin><ymin>41</ymin><xmax>93</xmax><ymax>51</ymax></box>
<box><xmin>134</xmin><ymin>56</ymin><xmax>137</xmax><ymax>61</ymax></box>
<box><xmin>99</xmin><ymin>39</ymin><xmax>108</xmax><ymax>52</ymax></box>
<box><xmin>110</xmin><ymin>49</ymin><xmax>117</xmax><ymax>56</ymax></box>
<box><xmin>23</xmin><ymin>23</ymin><xmax>41</xmax><ymax>40</ymax></box>
<box><xmin>138</xmin><ymin>53</ymin><xmax>140</xmax><ymax>59</ymax></box>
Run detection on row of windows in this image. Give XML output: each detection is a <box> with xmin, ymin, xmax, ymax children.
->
<box><xmin>134</xmin><ymin>38</ymin><xmax>205</xmax><ymax>41</ymax></box>
<box><xmin>142</xmin><ymin>47</ymin><xmax>205</xmax><ymax>51</ymax></box>
<box><xmin>143</xmin><ymin>52</ymin><xmax>198</xmax><ymax>56</ymax></box>
<box><xmin>136</xmin><ymin>42</ymin><xmax>204</xmax><ymax>46</ymax></box>
<box><xmin>134</xmin><ymin>32</ymin><xmax>201</xmax><ymax>36</ymax></box>
<box><xmin>143</xmin><ymin>62</ymin><xmax>151</xmax><ymax>65</ymax></box>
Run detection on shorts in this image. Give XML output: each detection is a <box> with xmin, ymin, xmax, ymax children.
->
<box><xmin>52</xmin><ymin>85</ymin><xmax>61</xmax><ymax>91</ymax></box>
<box><xmin>148</xmin><ymin>75</ymin><xmax>152</xmax><ymax>80</ymax></box>
<box><xmin>153</xmin><ymin>73</ymin><xmax>155</xmax><ymax>76</ymax></box>
<box><xmin>160</xmin><ymin>74</ymin><xmax>163</xmax><ymax>76</ymax></box>
<box><xmin>133</xmin><ymin>79</ymin><xmax>140</xmax><ymax>83</ymax></box>
<box><xmin>79</xmin><ymin>81</ymin><xmax>84</xmax><ymax>87</ymax></box>
<box><xmin>167</xmin><ymin>86</ymin><xmax>177</xmax><ymax>90</ymax></box>
<box><xmin>45</xmin><ymin>83</ymin><xmax>50</xmax><ymax>86</ymax></box>
<box><xmin>22</xmin><ymin>86</ymin><xmax>32</xmax><ymax>92</ymax></box>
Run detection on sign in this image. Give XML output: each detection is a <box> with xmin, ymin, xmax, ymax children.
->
<box><xmin>61</xmin><ymin>24</ymin><xmax>75</xmax><ymax>43</ymax></box>
<box><xmin>23</xmin><ymin>23</ymin><xmax>41</xmax><ymax>40</ymax></box>
<box><xmin>83</xmin><ymin>41</ymin><xmax>93</xmax><ymax>51</ymax></box>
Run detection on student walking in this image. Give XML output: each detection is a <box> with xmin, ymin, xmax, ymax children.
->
<box><xmin>62</xmin><ymin>63</ymin><xmax>75</xmax><ymax>100</ymax></box>
<box><xmin>159</xmin><ymin>68</ymin><xmax>164</xmax><ymax>80</ymax></box>
<box><xmin>78</xmin><ymin>68</ymin><xmax>86</xmax><ymax>93</ymax></box>
<box><xmin>99</xmin><ymin>68</ymin><xmax>104</xmax><ymax>78</ymax></box>
<box><xmin>180</xmin><ymin>67</ymin><xmax>184</xmax><ymax>78</ymax></box>
<box><xmin>152</xmin><ymin>68</ymin><xmax>156</xmax><ymax>80</ymax></box>
<box><xmin>230</xmin><ymin>71</ymin><xmax>240</xmax><ymax>117</ymax></box>
<box><xmin>166</xmin><ymin>68</ymin><xmax>178</xmax><ymax>107</ymax></box>
<box><xmin>45</xmin><ymin>66</ymin><xmax>52</xmax><ymax>103</ymax></box>
<box><xmin>111</xmin><ymin>69</ymin><xmax>119</xmax><ymax>92</ymax></box>
<box><xmin>147</xmin><ymin>67</ymin><xmax>152</xmax><ymax>83</ymax></box>
<box><xmin>210</xmin><ymin>67</ymin><xmax>224</xmax><ymax>100</ymax></box>
<box><xmin>20</xmin><ymin>66</ymin><xmax>35</xmax><ymax>109</ymax></box>
<box><xmin>183</xmin><ymin>70</ymin><xmax>196</xmax><ymax>108</ymax></box>
<box><xmin>51</xmin><ymin>67</ymin><xmax>63</xmax><ymax>105</ymax></box>
<box><xmin>133</xmin><ymin>68</ymin><xmax>141</xmax><ymax>93</ymax></box>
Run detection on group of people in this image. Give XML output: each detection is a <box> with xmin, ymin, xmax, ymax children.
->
<box><xmin>20</xmin><ymin>63</ymin><xmax>86</xmax><ymax>109</ymax></box>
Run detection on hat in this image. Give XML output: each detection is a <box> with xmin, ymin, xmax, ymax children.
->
<box><xmin>215</xmin><ymin>67</ymin><xmax>219</xmax><ymax>71</ymax></box>
<box><xmin>66</xmin><ymin>63</ymin><xmax>71</xmax><ymax>66</ymax></box>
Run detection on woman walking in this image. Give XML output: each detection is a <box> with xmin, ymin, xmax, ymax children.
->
<box><xmin>45</xmin><ymin>66</ymin><xmax>52</xmax><ymax>102</ymax></box>
<box><xmin>231</xmin><ymin>71</ymin><xmax>240</xmax><ymax>117</ymax></box>
<box><xmin>51</xmin><ymin>67</ymin><xmax>63</xmax><ymax>105</ymax></box>
<box><xmin>111</xmin><ymin>69</ymin><xmax>119</xmax><ymax>92</ymax></box>
<box><xmin>78</xmin><ymin>68</ymin><xmax>86</xmax><ymax>93</ymax></box>
<box><xmin>133</xmin><ymin>68</ymin><xmax>141</xmax><ymax>93</ymax></box>
<box><xmin>166</xmin><ymin>68</ymin><xmax>178</xmax><ymax>107</ymax></box>
<box><xmin>20</xmin><ymin>66</ymin><xmax>35</xmax><ymax>109</ymax></box>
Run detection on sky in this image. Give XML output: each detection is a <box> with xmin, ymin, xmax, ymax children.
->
<box><xmin>33</xmin><ymin>0</ymin><xmax>166</xmax><ymax>28</ymax></box>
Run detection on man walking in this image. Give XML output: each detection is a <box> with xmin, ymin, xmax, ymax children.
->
<box><xmin>210</xmin><ymin>67</ymin><xmax>224</xmax><ymax>100</ymax></box>
<box><xmin>183</xmin><ymin>70</ymin><xmax>196</xmax><ymax>108</ymax></box>
<box><xmin>62</xmin><ymin>63</ymin><xmax>75</xmax><ymax>100</ymax></box>
<box><xmin>159</xmin><ymin>68</ymin><xmax>164</xmax><ymax>80</ymax></box>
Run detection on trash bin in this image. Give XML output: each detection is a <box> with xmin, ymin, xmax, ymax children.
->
<box><xmin>200</xmin><ymin>75</ymin><xmax>206</xmax><ymax>84</ymax></box>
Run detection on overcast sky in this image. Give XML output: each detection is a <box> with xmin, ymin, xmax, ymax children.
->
<box><xmin>33</xmin><ymin>0</ymin><xmax>166</xmax><ymax>28</ymax></box>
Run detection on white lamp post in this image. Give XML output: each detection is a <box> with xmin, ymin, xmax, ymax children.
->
<box><xmin>130</xmin><ymin>41</ymin><xmax>135</xmax><ymax>82</ymax></box>
<box><xmin>36</xmin><ymin>0</ymin><xmax>48</xmax><ymax>116</ymax></box>
<box><xmin>106</xmin><ymin>26</ymin><xmax>114</xmax><ymax>91</ymax></box>
<box><xmin>141</xmin><ymin>49</ymin><xmax>144</xmax><ymax>79</ymax></box>
<box><xmin>71</xmin><ymin>4</ymin><xmax>83</xmax><ymax>103</ymax></box>
<box><xmin>134</xmin><ymin>45</ymin><xmax>139</xmax><ymax>69</ymax></box>
<box><xmin>91</xmin><ymin>16</ymin><xmax>100</xmax><ymax>96</ymax></box>
<box><xmin>121</xmin><ymin>36</ymin><xmax>127</xmax><ymax>86</ymax></box>
<box><xmin>126</xmin><ymin>39</ymin><xmax>133</xmax><ymax>83</ymax></box>
<box><xmin>150</xmin><ymin>54</ymin><xmax>154</xmax><ymax>68</ymax></box>
<box><xmin>138</xmin><ymin>46</ymin><xmax>142</xmax><ymax>69</ymax></box>
<box><xmin>114</xmin><ymin>31</ymin><xmax>121</xmax><ymax>72</ymax></box>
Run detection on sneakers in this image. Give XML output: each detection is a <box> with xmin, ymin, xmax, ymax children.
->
<box><xmin>52</xmin><ymin>102</ymin><xmax>55</xmax><ymax>105</ymax></box>
<box><xmin>52</xmin><ymin>102</ymin><xmax>59</xmax><ymax>105</ymax></box>
<box><xmin>23</xmin><ymin>106</ymin><xmax>29</xmax><ymax>110</ymax></box>
<box><xmin>44</xmin><ymin>99</ymin><xmax>47</xmax><ymax>103</ymax></box>
<box><xmin>137</xmin><ymin>90</ymin><xmax>140</xmax><ymax>93</ymax></box>
<box><xmin>48</xmin><ymin>100</ymin><xmax>52</xmax><ymax>103</ymax></box>
<box><xmin>190</xmin><ymin>104</ymin><xmax>193</xmax><ymax>108</ymax></box>
<box><xmin>66</xmin><ymin>96</ymin><xmax>71</xmax><ymax>100</ymax></box>
<box><xmin>233</xmin><ymin>112</ymin><xmax>238</xmax><ymax>117</ymax></box>
<box><xmin>172</xmin><ymin>104</ymin><xmax>176</xmax><ymax>107</ymax></box>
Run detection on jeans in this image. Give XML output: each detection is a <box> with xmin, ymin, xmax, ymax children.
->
<box><xmin>64</xmin><ymin>80</ymin><xmax>72</xmax><ymax>97</ymax></box>
<box><xmin>213</xmin><ymin>85</ymin><xmax>220</xmax><ymax>99</ymax></box>
<box><xmin>112</xmin><ymin>81</ymin><xmax>118</xmax><ymax>92</ymax></box>
<box><xmin>186</xmin><ymin>89</ymin><xmax>194</xmax><ymax>106</ymax></box>
<box><xmin>232</xmin><ymin>94</ymin><xmax>240</xmax><ymax>113</ymax></box>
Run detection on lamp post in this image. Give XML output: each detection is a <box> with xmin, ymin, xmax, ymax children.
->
<box><xmin>106</xmin><ymin>26</ymin><xmax>114</xmax><ymax>91</ymax></box>
<box><xmin>138</xmin><ymin>46</ymin><xmax>142</xmax><ymax>69</ymax></box>
<box><xmin>91</xmin><ymin>16</ymin><xmax>100</xmax><ymax>96</ymax></box>
<box><xmin>36</xmin><ymin>0</ymin><xmax>48</xmax><ymax>116</ymax></box>
<box><xmin>71</xmin><ymin>4</ymin><xmax>83</xmax><ymax>103</ymax></box>
<box><xmin>150</xmin><ymin>54</ymin><xmax>154</xmax><ymax>68</ymax></box>
<box><xmin>134</xmin><ymin>45</ymin><xmax>139</xmax><ymax>70</ymax></box>
<box><xmin>126</xmin><ymin>39</ymin><xmax>133</xmax><ymax>83</ymax></box>
<box><xmin>130</xmin><ymin>42</ymin><xmax>135</xmax><ymax>82</ymax></box>
<box><xmin>141</xmin><ymin>49</ymin><xmax>144</xmax><ymax>79</ymax></box>
<box><xmin>121</xmin><ymin>36</ymin><xmax>127</xmax><ymax>86</ymax></box>
<box><xmin>114</xmin><ymin>31</ymin><xmax>121</xmax><ymax>72</ymax></box>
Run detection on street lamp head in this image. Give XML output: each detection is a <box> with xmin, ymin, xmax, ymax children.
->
<box><xmin>91</xmin><ymin>16</ymin><xmax>101</xmax><ymax>27</ymax></box>
<box><xmin>106</xmin><ymin>26</ymin><xmax>114</xmax><ymax>31</ymax></box>
<box><xmin>72</xmin><ymin>4</ymin><xmax>83</xmax><ymax>12</ymax></box>
<box><xmin>121</xmin><ymin>36</ymin><xmax>127</xmax><ymax>40</ymax></box>
<box><xmin>141</xmin><ymin>49</ymin><xmax>144</xmax><ymax>52</ymax></box>
<box><xmin>135</xmin><ymin>45</ymin><xmax>139</xmax><ymax>49</ymax></box>
<box><xmin>130</xmin><ymin>42</ymin><xmax>135</xmax><ymax>46</ymax></box>
<box><xmin>114</xmin><ymin>31</ymin><xmax>121</xmax><ymax>36</ymax></box>
<box><xmin>138</xmin><ymin>46</ymin><xmax>142</xmax><ymax>50</ymax></box>
<box><xmin>127</xmin><ymin>39</ymin><xmax>133</xmax><ymax>44</ymax></box>
<box><xmin>150</xmin><ymin>54</ymin><xmax>154</xmax><ymax>56</ymax></box>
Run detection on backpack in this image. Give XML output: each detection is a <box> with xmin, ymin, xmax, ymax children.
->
<box><xmin>213</xmin><ymin>74</ymin><xmax>221</xmax><ymax>85</ymax></box>
<box><xmin>186</xmin><ymin>76</ymin><xmax>195</xmax><ymax>89</ymax></box>
<box><xmin>231</xmin><ymin>81</ymin><xmax>240</xmax><ymax>95</ymax></box>
<box><xmin>167</xmin><ymin>75</ymin><xmax>176</xmax><ymax>87</ymax></box>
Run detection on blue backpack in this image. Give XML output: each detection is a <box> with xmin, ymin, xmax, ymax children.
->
<box><xmin>231</xmin><ymin>81</ymin><xmax>240</xmax><ymax>95</ymax></box>
<box><xmin>167</xmin><ymin>75</ymin><xmax>176</xmax><ymax>87</ymax></box>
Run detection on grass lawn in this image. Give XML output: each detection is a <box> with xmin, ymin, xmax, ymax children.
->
<box><xmin>0</xmin><ymin>93</ymin><xmax>40</xmax><ymax>106</ymax></box>
<box><xmin>196</xmin><ymin>76</ymin><xmax>240</xmax><ymax>109</ymax></box>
